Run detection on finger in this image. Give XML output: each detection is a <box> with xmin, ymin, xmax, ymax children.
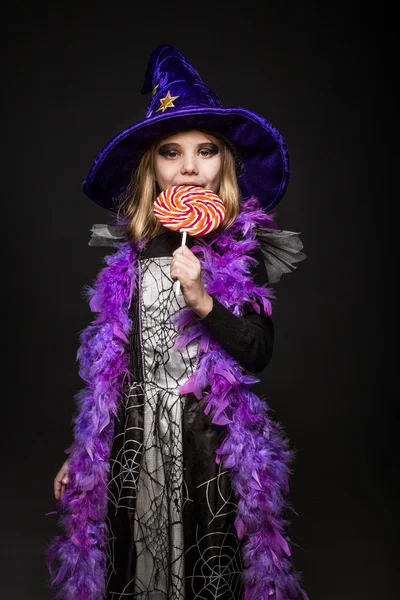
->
<box><xmin>61</xmin><ymin>462</ymin><xmax>69</xmax><ymax>478</ymax></box>
<box><xmin>173</xmin><ymin>245</ymin><xmax>196</xmax><ymax>260</ymax></box>
<box><xmin>55</xmin><ymin>465</ymin><xmax>67</xmax><ymax>481</ymax></box>
<box><xmin>172</xmin><ymin>252</ymin><xmax>193</xmax><ymax>267</ymax></box>
<box><xmin>54</xmin><ymin>480</ymin><xmax>61</xmax><ymax>500</ymax></box>
<box><xmin>172</xmin><ymin>266</ymin><xmax>201</xmax><ymax>290</ymax></box>
<box><xmin>170</xmin><ymin>266</ymin><xmax>182</xmax><ymax>283</ymax></box>
<box><xmin>171</xmin><ymin>258</ymin><xmax>188</xmax><ymax>274</ymax></box>
<box><xmin>171</xmin><ymin>266</ymin><xmax>187</xmax><ymax>286</ymax></box>
<box><xmin>172</xmin><ymin>255</ymin><xmax>200</xmax><ymax>273</ymax></box>
<box><xmin>171</xmin><ymin>261</ymin><xmax>192</xmax><ymax>278</ymax></box>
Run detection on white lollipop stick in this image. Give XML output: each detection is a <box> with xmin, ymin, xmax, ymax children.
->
<box><xmin>175</xmin><ymin>231</ymin><xmax>187</xmax><ymax>295</ymax></box>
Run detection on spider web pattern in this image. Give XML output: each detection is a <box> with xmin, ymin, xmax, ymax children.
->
<box><xmin>106</xmin><ymin>258</ymin><xmax>197</xmax><ymax>599</ymax></box>
<box><xmin>106</xmin><ymin>256</ymin><xmax>244</xmax><ymax>599</ymax></box>
<box><xmin>186</xmin><ymin>526</ymin><xmax>243</xmax><ymax>600</ymax></box>
<box><xmin>107</xmin><ymin>383</ymin><xmax>144</xmax><ymax>513</ymax></box>
<box><xmin>183</xmin><ymin>459</ymin><xmax>244</xmax><ymax>600</ymax></box>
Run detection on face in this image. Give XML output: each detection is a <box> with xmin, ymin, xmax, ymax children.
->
<box><xmin>153</xmin><ymin>130</ymin><xmax>223</xmax><ymax>193</ymax></box>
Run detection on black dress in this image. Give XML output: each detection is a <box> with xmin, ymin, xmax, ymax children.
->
<box><xmin>105</xmin><ymin>230</ymin><xmax>273</xmax><ymax>600</ymax></box>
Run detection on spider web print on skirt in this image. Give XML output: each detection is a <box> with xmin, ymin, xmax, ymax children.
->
<box><xmin>105</xmin><ymin>256</ymin><xmax>244</xmax><ymax>599</ymax></box>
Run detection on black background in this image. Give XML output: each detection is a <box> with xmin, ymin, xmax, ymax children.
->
<box><xmin>2</xmin><ymin>1</ymin><xmax>397</xmax><ymax>599</ymax></box>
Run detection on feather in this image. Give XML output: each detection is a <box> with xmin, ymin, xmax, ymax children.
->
<box><xmin>46</xmin><ymin>198</ymin><xmax>308</xmax><ymax>600</ymax></box>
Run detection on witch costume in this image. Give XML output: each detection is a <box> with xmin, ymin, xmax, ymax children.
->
<box><xmin>46</xmin><ymin>45</ymin><xmax>308</xmax><ymax>600</ymax></box>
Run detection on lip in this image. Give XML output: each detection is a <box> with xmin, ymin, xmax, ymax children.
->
<box><xmin>177</xmin><ymin>183</ymin><xmax>203</xmax><ymax>187</ymax></box>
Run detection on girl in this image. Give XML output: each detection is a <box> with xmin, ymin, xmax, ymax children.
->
<box><xmin>47</xmin><ymin>45</ymin><xmax>307</xmax><ymax>600</ymax></box>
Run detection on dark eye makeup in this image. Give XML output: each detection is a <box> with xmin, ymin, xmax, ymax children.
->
<box><xmin>158</xmin><ymin>144</ymin><xmax>178</xmax><ymax>156</ymax></box>
<box><xmin>157</xmin><ymin>142</ymin><xmax>219</xmax><ymax>156</ymax></box>
<box><xmin>198</xmin><ymin>143</ymin><xmax>219</xmax><ymax>154</ymax></box>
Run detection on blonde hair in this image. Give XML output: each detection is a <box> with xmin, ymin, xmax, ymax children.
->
<box><xmin>117</xmin><ymin>131</ymin><xmax>241</xmax><ymax>243</ymax></box>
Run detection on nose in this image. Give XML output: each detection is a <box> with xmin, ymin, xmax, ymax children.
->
<box><xmin>181</xmin><ymin>155</ymin><xmax>199</xmax><ymax>175</ymax></box>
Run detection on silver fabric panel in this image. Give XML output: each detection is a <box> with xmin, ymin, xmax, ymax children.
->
<box><xmin>133</xmin><ymin>257</ymin><xmax>198</xmax><ymax>600</ymax></box>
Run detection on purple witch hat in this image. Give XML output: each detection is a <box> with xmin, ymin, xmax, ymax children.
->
<box><xmin>82</xmin><ymin>44</ymin><xmax>290</xmax><ymax>212</ymax></box>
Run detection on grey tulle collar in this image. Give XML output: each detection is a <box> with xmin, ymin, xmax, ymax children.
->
<box><xmin>88</xmin><ymin>223</ymin><xmax>306</xmax><ymax>285</ymax></box>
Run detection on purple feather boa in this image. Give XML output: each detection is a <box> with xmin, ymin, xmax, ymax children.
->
<box><xmin>46</xmin><ymin>197</ymin><xmax>307</xmax><ymax>599</ymax></box>
<box><xmin>45</xmin><ymin>240</ymin><xmax>145</xmax><ymax>599</ymax></box>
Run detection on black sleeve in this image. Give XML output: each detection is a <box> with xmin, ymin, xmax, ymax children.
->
<box><xmin>199</xmin><ymin>247</ymin><xmax>274</xmax><ymax>373</ymax></box>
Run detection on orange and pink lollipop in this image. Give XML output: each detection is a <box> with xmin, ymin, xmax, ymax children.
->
<box><xmin>153</xmin><ymin>185</ymin><xmax>226</xmax><ymax>294</ymax></box>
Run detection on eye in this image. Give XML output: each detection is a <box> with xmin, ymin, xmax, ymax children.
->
<box><xmin>198</xmin><ymin>144</ymin><xmax>219</xmax><ymax>158</ymax></box>
<box><xmin>157</xmin><ymin>145</ymin><xmax>180</xmax><ymax>158</ymax></box>
<box><xmin>165</xmin><ymin>149</ymin><xmax>179</xmax><ymax>158</ymax></box>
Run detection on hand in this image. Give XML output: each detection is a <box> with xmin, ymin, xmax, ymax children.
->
<box><xmin>54</xmin><ymin>457</ymin><xmax>70</xmax><ymax>501</ymax></box>
<box><xmin>171</xmin><ymin>245</ymin><xmax>213</xmax><ymax>318</ymax></box>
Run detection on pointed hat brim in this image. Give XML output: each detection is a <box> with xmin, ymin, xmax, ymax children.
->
<box><xmin>82</xmin><ymin>105</ymin><xmax>290</xmax><ymax>213</ymax></box>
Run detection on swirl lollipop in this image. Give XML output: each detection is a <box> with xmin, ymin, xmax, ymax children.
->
<box><xmin>153</xmin><ymin>185</ymin><xmax>226</xmax><ymax>294</ymax></box>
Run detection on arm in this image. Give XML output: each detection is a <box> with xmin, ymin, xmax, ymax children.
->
<box><xmin>199</xmin><ymin>297</ymin><xmax>274</xmax><ymax>373</ymax></box>
<box><xmin>171</xmin><ymin>244</ymin><xmax>274</xmax><ymax>373</ymax></box>
<box><xmin>197</xmin><ymin>247</ymin><xmax>274</xmax><ymax>373</ymax></box>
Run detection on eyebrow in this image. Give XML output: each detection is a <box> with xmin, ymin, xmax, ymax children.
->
<box><xmin>158</xmin><ymin>142</ymin><xmax>219</xmax><ymax>153</ymax></box>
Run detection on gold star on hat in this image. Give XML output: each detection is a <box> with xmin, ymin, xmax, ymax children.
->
<box><xmin>157</xmin><ymin>90</ymin><xmax>179</xmax><ymax>112</ymax></box>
